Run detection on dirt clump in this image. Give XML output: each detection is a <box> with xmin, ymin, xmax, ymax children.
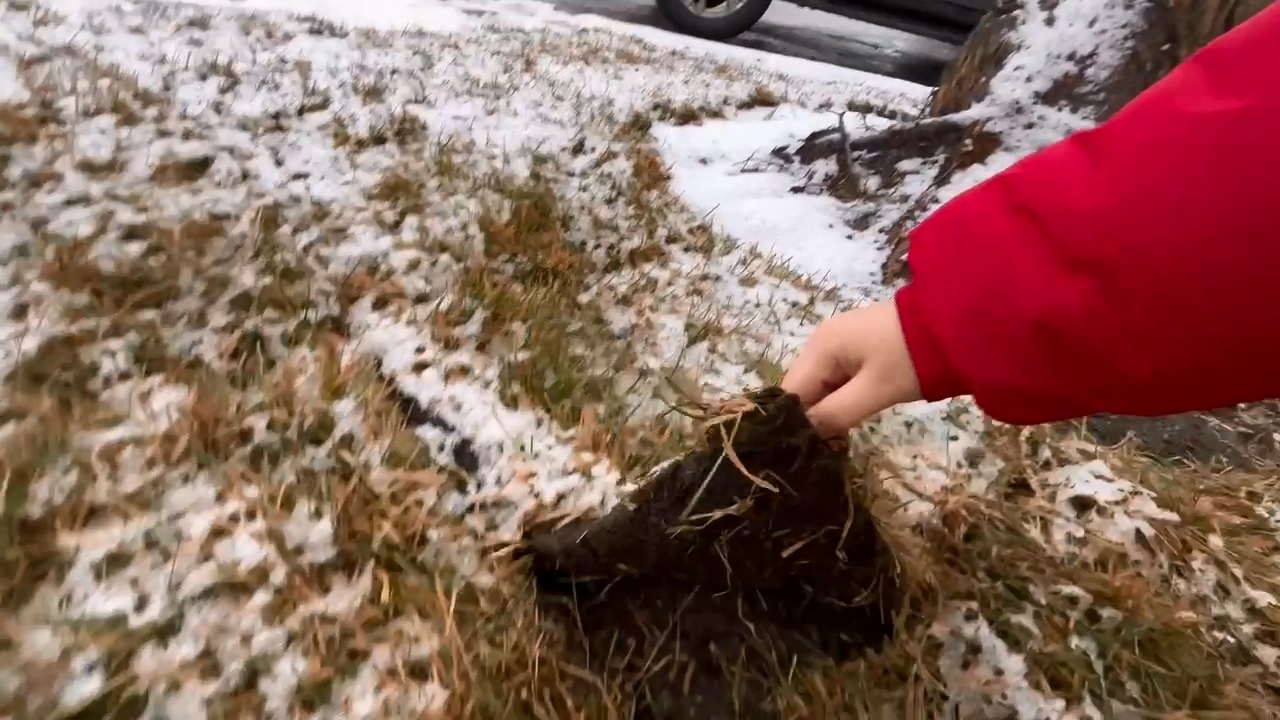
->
<box><xmin>521</xmin><ymin>387</ymin><xmax>900</xmax><ymax>719</ymax></box>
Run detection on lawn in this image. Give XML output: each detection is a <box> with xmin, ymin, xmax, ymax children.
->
<box><xmin>1</xmin><ymin>1</ymin><xmax>1277</xmax><ymax>718</ymax></box>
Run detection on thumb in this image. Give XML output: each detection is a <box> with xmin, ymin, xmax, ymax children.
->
<box><xmin>805</xmin><ymin>370</ymin><xmax>900</xmax><ymax>437</ymax></box>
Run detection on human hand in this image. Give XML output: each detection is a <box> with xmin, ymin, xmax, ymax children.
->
<box><xmin>781</xmin><ymin>300</ymin><xmax>923</xmax><ymax>437</ymax></box>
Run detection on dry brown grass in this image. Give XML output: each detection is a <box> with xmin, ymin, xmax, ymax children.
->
<box><xmin>773</xmin><ymin>427</ymin><xmax>1280</xmax><ymax>719</ymax></box>
<box><xmin>3</xmin><ymin>4</ymin><xmax>1277</xmax><ymax>718</ymax></box>
<box><xmin>1</xmin><ymin>5</ymin><xmax>838</xmax><ymax>718</ymax></box>
<box><xmin>453</xmin><ymin>175</ymin><xmax>679</xmax><ymax>479</ymax></box>
<box><xmin>740</xmin><ymin>84</ymin><xmax>782</xmax><ymax>109</ymax></box>
<box><xmin>347</xmin><ymin>90</ymin><xmax>1280</xmax><ymax>719</ymax></box>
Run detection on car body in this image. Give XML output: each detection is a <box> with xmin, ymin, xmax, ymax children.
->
<box><xmin>655</xmin><ymin>0</ymin><xmax>993</xmax><ymax>45</ymax></box>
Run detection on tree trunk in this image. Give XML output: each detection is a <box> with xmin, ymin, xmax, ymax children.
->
<box><xmin>932</xmin><ymin>0</ymin><xmax>1273</xmax><ymax>120</ymax></box>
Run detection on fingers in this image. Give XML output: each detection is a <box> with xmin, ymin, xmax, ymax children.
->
<box><xmin>781</xmin><ymin>301</ymin><xmax>921</xmax><ymax>436</ymax></box>
<box><xmin>779</xmin><ymin>345</ymin><xmax>837</xmax><ymax>407</ymax></box>
<box><xmin>781</xmin><ymin>320</ymin><xmax>861</xmax><ymax>407</ymax></box>
<box><xmin>804</xmin><ymin>370</ymin><xmax>897</xmax><ymax>437</ymax></box>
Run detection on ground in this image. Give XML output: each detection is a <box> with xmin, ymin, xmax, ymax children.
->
<box><xmin>1</xmin><ymin>1</ymin><xmax>1278</xmax><ymax>719</ymax></box>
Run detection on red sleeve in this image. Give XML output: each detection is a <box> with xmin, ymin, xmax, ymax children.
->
<box><xmin>894</xmin><ymin>3</ymin><xmax>1280</xmax><ymax>426</ymax></box>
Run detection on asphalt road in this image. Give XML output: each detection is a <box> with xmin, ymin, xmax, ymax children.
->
<box><xmin>546</xmin><ymin>0</ymin><xmax>960</xmax><ymax>86</ymax></box>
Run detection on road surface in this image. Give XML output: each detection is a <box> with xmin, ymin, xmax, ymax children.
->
<box><xmin>546</xmin><ymin>0</ymin><xmax>960</xmax><ymax>85</ymax></box>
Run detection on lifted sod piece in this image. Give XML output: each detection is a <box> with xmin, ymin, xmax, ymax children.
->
<box><xmin>522</xmin><ymin>387</ymin><xmax>901</xmax><ymax>719</ymax></box>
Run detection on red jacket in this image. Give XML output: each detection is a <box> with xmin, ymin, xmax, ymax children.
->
<box><xmin>895</xmin><ymin>3</ymin><xmax>1280</xmax><ymax>426</ymax></box>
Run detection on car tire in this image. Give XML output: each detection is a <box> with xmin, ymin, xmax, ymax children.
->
<box><xmin>654</xmin><ymin>0</ymin><xmax>775</xmax><ymax>41</ymax></box>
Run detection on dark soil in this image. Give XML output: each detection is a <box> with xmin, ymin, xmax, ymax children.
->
<box><xmin>521</xmin><ymin>388</ymin><xmax>899</xmax><ymax>720</ymax></box>
<box><xmin>1081</xmin><ymin>401</ymin><xmax>1280</xmax><ymax>470</ymax></box>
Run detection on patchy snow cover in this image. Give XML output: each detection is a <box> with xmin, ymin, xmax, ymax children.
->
<box><xmin>0</xmin><ymin>0</ymin><xmax>1275</xmax><ymax>718</ymax></box>
<box><xmin>0</xmin><ymin>0</ymin><xmax>912</xmax><ymax>714</ymax></box>
<box><xmin>126</xmin><ymin>0</ymin><xmax>936</xmax><ymax>111</ymax></box>
<box><xmin>652</xmin><ymin>106</ymin><xmax>900</xmax><ymax>290</ymax></box>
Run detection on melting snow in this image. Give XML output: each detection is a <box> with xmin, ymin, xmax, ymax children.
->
<box><xmin>0</xmin><ymin>0</ymin><xmax>1268</xmax><ymax>717</ymax></box>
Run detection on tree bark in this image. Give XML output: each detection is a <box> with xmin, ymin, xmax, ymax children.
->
<box><xmin>933</xmin><ymin>0</ymin><xmax>1272</xmax><ymax>120</ymax></box>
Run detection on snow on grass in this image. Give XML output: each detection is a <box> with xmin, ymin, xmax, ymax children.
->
<box><xmin>1</xmin><ymin>0</ymin><xmax>1277</xmax><ymax>718</ymax></box>
<box><xmin>0</xmin><ymin>1</ymin><xmax>867</xmax><ymax>714</ymax></box>
<box><xmin>652</xmin><ymin>106</ymin><xmax>901</xmax><ymax>291</ymax></box>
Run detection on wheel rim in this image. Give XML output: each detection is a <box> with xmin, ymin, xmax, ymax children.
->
<box><xmin>680</xmin><ymin>0</ymin><xmax>748</xmax><ymax>18</ymax></box>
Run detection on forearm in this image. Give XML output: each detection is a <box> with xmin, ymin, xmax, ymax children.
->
<box><xmin>896</xmin><ymin>3</ymin><xmax>1280</xmax><ymax>424</ymax></box>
